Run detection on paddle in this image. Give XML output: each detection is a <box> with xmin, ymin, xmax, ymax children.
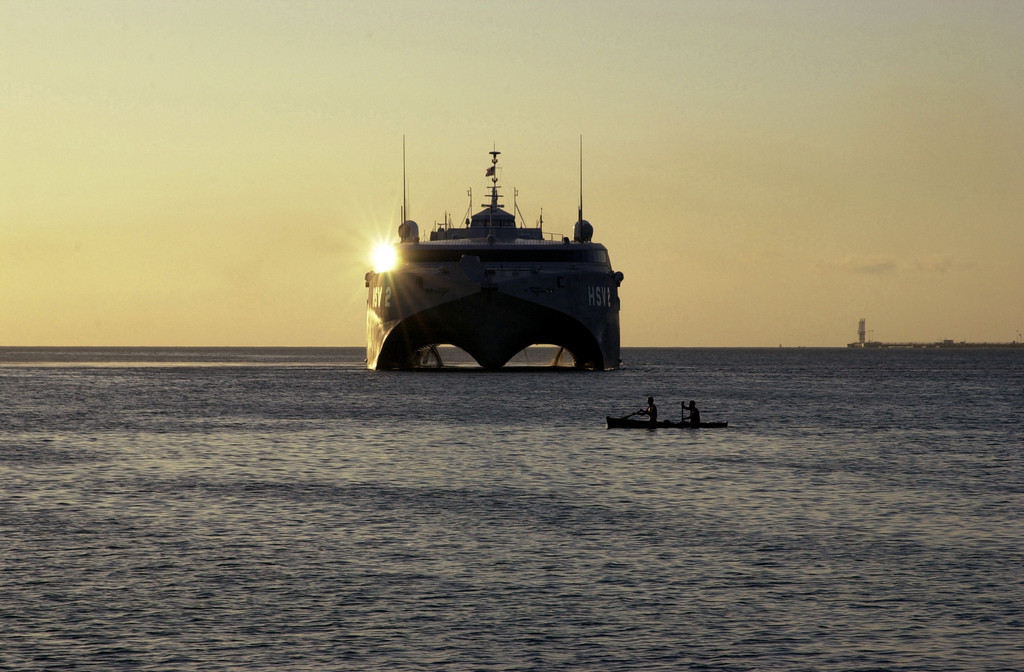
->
<box><xmin>618</xmin><ymin>410</ymin><xmax>644</xmax><ymax>420</ymax></box>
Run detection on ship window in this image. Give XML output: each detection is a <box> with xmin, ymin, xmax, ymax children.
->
<box><xmin>398</xmin><ymin>247</ymin><xmax>610</xmax><ymax>265</ymax></box>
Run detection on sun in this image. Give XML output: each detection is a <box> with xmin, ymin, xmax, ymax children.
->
<box><xmin>372</xmin><ymin>243</ymin><xmax>398</xmax><ymax>273</ymax></box>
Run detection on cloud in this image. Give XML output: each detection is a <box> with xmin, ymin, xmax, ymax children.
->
<box><xmin>909</xmin><ymin>254</ymin><xmax>956</xmax><ymax>274</ymax></box>
<box><xmin>842</xmin><ymin>257</ymin><xmax>899</xmax><ymax>276</ymax></box>
<box><xmin>823</xmin><ymin>254</ymin><xmax>965</xmax><ymax>276</ymax></box>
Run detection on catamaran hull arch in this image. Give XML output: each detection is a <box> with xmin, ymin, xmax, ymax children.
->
<box><xmin>369</xmin><ymin>290</ymin><xmax>619</xmax><ymax>370</ymax></box>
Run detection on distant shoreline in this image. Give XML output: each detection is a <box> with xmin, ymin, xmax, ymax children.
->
<box><xmin>847</xmin><ymin>341</ymin><xmax>1024</xmax><ymax>349</ymax></box>
<box><xmin>4</xmin><ymin>345</ymin><xmax>1023</xmax><ymax>358</ymax></box>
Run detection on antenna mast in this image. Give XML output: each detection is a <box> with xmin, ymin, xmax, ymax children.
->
<box><xmin>578</xmin><ymin>135</ymin><xmax>584</xmax><ymax>222</ymax></box>
<box><xmin>402</xmin><ymin>135</ymin><xmax>408</xmax><ymax>222</ymax></box>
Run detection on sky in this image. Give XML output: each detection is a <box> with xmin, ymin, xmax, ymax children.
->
<box><xmin>3</xmin><ymin>0</ymin><xmax>1023</xmax><ymax>347</ymax></box>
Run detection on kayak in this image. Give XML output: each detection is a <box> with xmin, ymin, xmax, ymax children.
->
<box><xmin>606</xmin><ymin>416</ymin><xmax>728</xmax><ymax>429</ymax></box>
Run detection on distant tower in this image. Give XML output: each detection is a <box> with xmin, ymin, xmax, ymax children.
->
<box><xmin>858</xmin><ymin>318</ymin><xmax>866</xmax><ymax>345</ymax></box>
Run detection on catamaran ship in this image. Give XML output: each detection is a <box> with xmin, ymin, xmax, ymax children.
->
<box><xmin>365</xmin><ymin>149</ymin><xmax>624</xmax><ymax>370</ymax></box>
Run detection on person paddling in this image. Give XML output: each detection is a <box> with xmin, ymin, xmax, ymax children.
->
<box><xmin>683</xmin><ymin>400</ymin><xmax>701</xmax><ymax>427</ymax></box>
<box><xmin>638</xmin><ymin>396</ymin><xmax>658</xmax><ymax>423</ymax></box>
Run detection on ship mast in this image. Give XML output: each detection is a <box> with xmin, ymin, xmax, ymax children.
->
<box><xmin>485</xmin><ymin>149</ymin><xmax>502</xmax><ymax>226</ymax></box>
<box><xmin>402</xmin><ymin>135</ymin><xmax>409</xmax><ymax>223</ymax></box>
<box><xmin>578</xmin><ymin>135</ymin><xmax>584</xmax><ymax>223</ymax></box>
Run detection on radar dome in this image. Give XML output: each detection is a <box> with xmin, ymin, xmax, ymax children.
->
<box><xmin>573</xmin><ymin>219</ymin><xmax>593</xmax><ymax>243</ymax></box>
<box><xmin>398</xmin><ymin>220</ymin><xmax>419</xmax><ymax>243</ymax></box>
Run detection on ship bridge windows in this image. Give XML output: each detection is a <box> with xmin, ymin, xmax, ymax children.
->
<box><xmin>399</xmin><ymin>247</ymin><xmax>609</xmax><ymax>265</ymax></box>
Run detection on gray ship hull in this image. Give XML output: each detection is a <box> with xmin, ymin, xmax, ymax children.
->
<box><xmin>367</xmin><ymin>250</ymin><xmax>620</xmax><ymax>369</ymax></box>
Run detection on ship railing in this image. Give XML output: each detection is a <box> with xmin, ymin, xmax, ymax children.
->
<box><xmin>426</xmin><ymin>228</ymin><xmax>567</xmax><ymax>243</ymax></box>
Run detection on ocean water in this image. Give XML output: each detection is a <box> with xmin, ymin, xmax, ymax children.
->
<box><xmin>1</xmin><ymin>347</ymin><xmax>1021</xmax><ymax>671</ymax></box>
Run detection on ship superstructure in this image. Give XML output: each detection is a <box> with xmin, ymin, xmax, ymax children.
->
<box><xmin>365</xmin><ymin>149</ymin><xmax>623</xmax><ymax>370</ymax></box>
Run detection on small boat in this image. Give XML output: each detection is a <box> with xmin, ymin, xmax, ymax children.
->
<box><xmin>606</xmin><ymin>416</ymin><xmax>728</xmax><ymax>429</ymax></box>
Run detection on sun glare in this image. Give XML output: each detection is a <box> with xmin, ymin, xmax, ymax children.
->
<box><xmin>372</xmin><ymin>244</ymin><xmax>398</xmax><ymax>273</ymax></box>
